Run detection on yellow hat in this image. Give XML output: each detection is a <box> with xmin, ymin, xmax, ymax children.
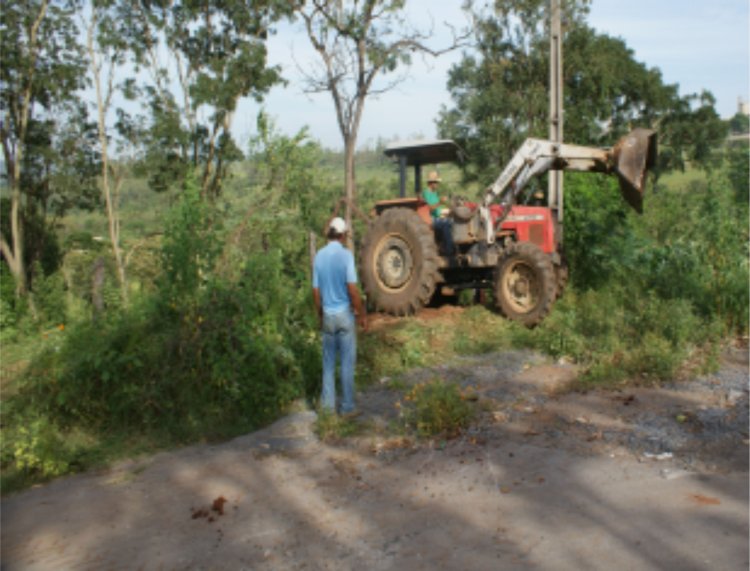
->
<box><xmin>427</xmin><ymin>171</ymin><xmax>442</xmax><ymax>183</ymax></box>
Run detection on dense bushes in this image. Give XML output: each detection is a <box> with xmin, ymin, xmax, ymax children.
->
<box><xmin>2</xmin><ymin>173</ymin><xmax>322</xmax><ymax>488</ymax></box>
<box><xmin>513</xmin><ymin>288</ymin><xmax>722</xmax><ymax>384</ymax></box>
<box><xmin>525</xmin><ymin>148</ymin><xmax>749</xmax><ymax>383</ymax></box>
<box><xmin>566</xmin><ymin>153</ymin><xmax>748</xmax><ymax>330</ymax></box>
<box><xmin>21</xmin><ymin>256</ymin><xmax>318</xmax><ymax>438</ymax></box>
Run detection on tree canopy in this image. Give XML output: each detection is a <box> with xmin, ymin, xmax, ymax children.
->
<box><xmin>114</xmin><ymin>0</ymin><xmax>293</xmax><ymax>197</ymax></box>
<box><xmin>1</xmin><ymin>0</ymin><xmax>96</xmax><ymax>296</ymax></box>
<box><xmin>1</xmin><ymin>0</ymin><xmax>293</xmax><ymax>300</ymax></box>
<box><xmin>438</xmin><ymin>1</ymin><xmax>727</xmax><ymax>184</ymax></box>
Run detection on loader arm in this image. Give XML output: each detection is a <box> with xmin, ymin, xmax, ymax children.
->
<box><xmin>480</xmin><ymin>129</ymin><xmax>657</xmax><ymax>241</ymax></box>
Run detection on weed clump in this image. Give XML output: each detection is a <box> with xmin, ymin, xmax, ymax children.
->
<box><xmin>313</xmin><ymin>409</ymin><xmax>364</xmax><ymax>441</ymax></box>
<box><xmin>399</xmin><ymin>380</ymin><xmax>475</xmax><ymax>438</ymax></box>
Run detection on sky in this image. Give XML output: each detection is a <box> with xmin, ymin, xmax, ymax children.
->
<box><xmin>233</xmin><ymin>0</ymin><xmax>750</xmax><ymax>151</ymax></box>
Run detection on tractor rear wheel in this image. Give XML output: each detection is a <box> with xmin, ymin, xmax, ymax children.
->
<box><xmin>360</xmin><ymin>208</ymin><xmax>441</xmax><ymax>316</ymax></box>
<box><xmin>494</xmin><ymin>241</ymin><xmax>556</xmax><ymax>327</ymax></box>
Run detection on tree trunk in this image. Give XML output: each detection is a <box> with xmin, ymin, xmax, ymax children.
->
<box><xmin>104</xmin><ymin>171</ymin><xmax>128</xmax><ymax>305</ymax></box>
<box><xmin>6</xmin><ymin>189</ymin><xmax>26</xmax><ymax>297</ymax></box>
<box><xmin>1</xmin><ymin>0</ymin><xmax>49</xmax><ymax>299</ymax></box>
<box><xmin>343</xmin><ymin>136</ymin><xmax>356</xmax><ymax>251</ymax></box>
<box><xmin>88</xmin><ymin>10</ymin><xmax>128</xmax><ymax>305</ymax></box>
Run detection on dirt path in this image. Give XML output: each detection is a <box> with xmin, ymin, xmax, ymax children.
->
<box><xmin>2</xmin><ymin>345</ymin><xmax>747</xmax><ymax>571</ymax></box>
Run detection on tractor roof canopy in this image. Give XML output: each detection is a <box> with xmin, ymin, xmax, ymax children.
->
<box><xmin>383</xmin><ymin>139</ymin><xmax>465</xmax><ymax>197</ymax></box>
<box><xmin>383</xmin><ymin>139</ymin><xmax>464</xmax><ymax>165</ymax></box>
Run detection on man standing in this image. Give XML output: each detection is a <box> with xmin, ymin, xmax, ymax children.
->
<box><xmin>312</xmin><ymin>217</ymin><xmax>367</xmax><ymax>415</ymax></box>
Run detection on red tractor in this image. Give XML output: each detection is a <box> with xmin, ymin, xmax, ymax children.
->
<box><xmin>359</xmin><ymin>129</ymin><xmax>657</xmax><ymax>326</ymax></box>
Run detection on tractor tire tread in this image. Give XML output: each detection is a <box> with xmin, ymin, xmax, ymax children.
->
<box><xmin>494</xmin><ymin>241</ymin><xmax>557</xmax><ymax>327</ymax></box>
<box><xmin>360</xmin><ymin>208</ymin><xmax>440</xmax><ymax>316</ymax></box>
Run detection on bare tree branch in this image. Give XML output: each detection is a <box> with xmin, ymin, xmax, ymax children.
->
<box><xmin>296</xmin><ymin>0</ymin><xmax>472</xmax><ymax>247</ymax></box>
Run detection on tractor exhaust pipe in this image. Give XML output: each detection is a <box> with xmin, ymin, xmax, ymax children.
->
<box><xmin>610</xmin><ymin>128</ymin><xmax>658</xmax><ymax>213</ymax></box>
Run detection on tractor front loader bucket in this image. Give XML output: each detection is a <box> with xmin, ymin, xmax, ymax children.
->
<box><xmin>611</xmin><ymin>128</ymin><xmax>658</xmax><ymax>213</ymax></box>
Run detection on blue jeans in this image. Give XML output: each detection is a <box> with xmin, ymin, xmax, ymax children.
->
<box><xmin>321</xmin><ymin>310</ymin><xmax>356</xmax><ymax>414</ymax></box>
<box><xmin>433</xmin><ymin>218</ymin><xmax>455</xmax><ymax>256</ymax></box>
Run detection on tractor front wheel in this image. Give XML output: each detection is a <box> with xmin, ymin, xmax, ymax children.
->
<box><xmin>360</xmin><ymin>208</ymin><xmax>441</xmax><ymax>316</ymax></box>
<box><xmin>494</xmin><ymin>241</ymin><xmax>557</xmax><ymax>327</ymax></box>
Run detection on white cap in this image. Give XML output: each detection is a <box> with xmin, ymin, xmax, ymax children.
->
<box><xmin>329</xmin><ymin>216</ymin><xmax>347</xmax><ymax>234</ymax></box>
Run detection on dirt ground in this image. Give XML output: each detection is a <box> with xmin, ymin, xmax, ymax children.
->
<box><xmin>2</xmin><ymin>333</ymin><xmax>748</xmax><ymax>570</ymax></box>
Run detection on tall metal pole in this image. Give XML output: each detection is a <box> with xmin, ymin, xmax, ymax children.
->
<box><xmin>549</xmin><ymin>0</ymin><xmax>564</xmax><ymax>228</ymax></box>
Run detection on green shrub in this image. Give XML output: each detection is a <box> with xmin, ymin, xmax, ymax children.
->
<box><xmin>452</xmin><ymin>305</ymin><xmax>513</xmax><ymax>354</ymax></box>
<box><xmin>513</xmin><ymin>288</ymin><xmax>623</xmax><ymax>364</ymax></box>
<box><xmin>5</xmin><ymin>419</ymin><xmax>70</xmax><ymax>477</ymax></box>
<box><xmin>159</xmin><ymin>173</ymin><xmax>224</xmax><ymax>302</ymax></box>
<box><xmin>627</xmin><ymin>294</ymin><xmax>702</xmax><ymax>348</ymax></box>
<box><xmin>20</xmin><ymin>258</ymin><xmax>315</xmax><ymax>440</ymax></box>
<box><xmin>31</xmin><ymin>263</ymin><xmax>67</xmax><ymax>326</ymax></box>
<box><xmin>314</xmin><ymin>409</ymin><xmax>363</xmax><ymax>441</ymax></box>
<box><xmin>401</xmin><ymin>380</ymin><xmax>475</xmax><ymax>438</ymax></box>
<box><xmin>398</xmin><ymin>323</ymin><xmax>430</xmax><ymax>368</ymax></box>
<box><xmin>8</xmin><ymin>174</ymin><xmax>322</xmax><ymax>454</ymax></box>
<box><xmin>511</xmin><ymin>293</ymin><xmax>585</xmax><ymax>359</ymax></box>
<box><xmin>513</xmin><ymin>286</ymin><xmax>724</xmax><ymax>386</ymax></box>
<box><xmin>0</xmin><ymin>417</ymin><xmax>100</xmax><ymax>492</ymax></box>
<box><xmin>1</xmin><ymin>264</ymin><xmax>26</xmax><ymax>335</ymax></box>
<box><xmin>563</xmin><ymin>170</ymin><xmax>748</xmax><ymax>335</ymax></box>
<box><xmin>726</xmin><ymin>141</ymin><xmax>749</xmax><ymax>205</ymax></box>
<box><xmin>633</xmin><ymin>181</ymin><xmax>748</xmax><ymax>332</ymax></box>
<box><xmin>629</xmin><ymin>332</ymin><xmax>684</xmax><ymax>381</ymax></box>
<box><xmin>564</xmin><ymin>175</ymin><xmax>633</xmax><ymax>289</ymax></box>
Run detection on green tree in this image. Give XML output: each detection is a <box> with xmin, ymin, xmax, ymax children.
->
<box><xmin>119</xmin><ymin>0</ymin><xmax>292</xmax><ymax>198</ymax></box>
<box><xmin>728</xmin><ymin>111</ymin><xmax>750</xmax><ymax>135</ymax></box>
<box><xmin>655</xmin><ymin>90</ymin><xmax>727</xmax><ymax>175</ymax></box>
<box><xmin>0</xmin><ymin>0</ymin><xmax>94</xmax><ymax>299</ymax></box>
<box><xmin>247</xmin><ymin>113</ymin><xmax>336</xmax><ymax>231</ymax></box>
<box><xmin>84</xmin><ymin>0</ymin><xmax>132</xmax><ymax>303</ymax></box>
<box><xmin>437</xmin><ymin>0</ymin><xmax>590</xmax><ymax>183</ymax></box>
<box><xmin>725</xmin><ymin>140</ymin><xmax>750</xmax><ymax>205</ymax></box>
<box><xmin>438</xmin><ymin>1</ymin><xmax>727</xmax><ymax>184</ymax></box>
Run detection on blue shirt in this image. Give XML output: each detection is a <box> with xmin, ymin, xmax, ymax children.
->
<box><xmin>313</xmin><ymin>241</ymin><xmax>358</xmax><ymax>316</ymax></box>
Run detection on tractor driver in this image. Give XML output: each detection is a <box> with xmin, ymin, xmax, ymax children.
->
<box><xmin>422</xmin><ymin>170</ymin><xmax>455</xmax><ymax>257</ymax></box>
